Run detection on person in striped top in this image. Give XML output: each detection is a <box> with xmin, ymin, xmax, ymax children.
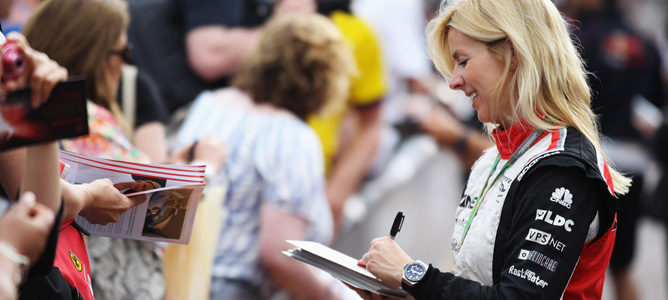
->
<box><xmin>174</xmin><ymin>14</ymin><xmax>358</xmax><ymax>300</ymax></box>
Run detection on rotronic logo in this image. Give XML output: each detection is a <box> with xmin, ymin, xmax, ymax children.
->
<box><xmin>525</xmin><ymin>228</ymin><xmax>566</xmax><ymax>252</ymax></box>
<box><xmin>550</xmin><ymin>187</ymin><xmax>573</xmax><ymax>209</ymax></box>
<box><xmin>535</xmin><ymin>209</ymin><xmax>574</xmax><ymax>232</ymax></box>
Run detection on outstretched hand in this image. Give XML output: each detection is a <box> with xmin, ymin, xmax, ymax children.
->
<box><xmin>2</xmin><ymin>32</ymin><xmax>68</xmax><ymax>108</ymax></box>
<box><xmin>76</xmin><ymin>179</ymin><xmax>143</xmax><ymax>225</ymax></box>
<box><xmin>0</xmin><ymin>192</ymin><xmax>55</xmax><ymax>263</ymax></box>
<box><xmin>406</xmin><ymin>95</ymin><xmax>465</xmax><ymax>148</ymax></box>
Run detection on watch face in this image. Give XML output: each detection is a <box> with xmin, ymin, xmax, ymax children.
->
<box><xmin>405</xmin><ymin>262</ymin><xmax>426</xmax><ymax>282</ymax></box>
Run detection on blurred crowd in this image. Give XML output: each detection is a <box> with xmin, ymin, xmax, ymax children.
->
<box><xmin>0</xmin><ymin>0</ymin><xmax>665</xmax><ymax>299</ymax></box>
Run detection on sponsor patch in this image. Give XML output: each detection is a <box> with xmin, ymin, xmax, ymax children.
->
<box><xmin>518</xmin><ymin>249</ymin><xmax>559</xmax><ymax>272</ymax></box>
<box><xmin>451</xmin><ymin>239</ymin><xmax>461</xmax><ymax>253</ymax></box>
<box><xmin>525</xmin><ymin>228</ymin><xmax>566</xmax><ymax>252</ymax></box>
<box><xmin>69</xmin><ymin>250</ymin><xmax>82</xmax><ymax>272</ymax></box>
<box><xmin>535</xmin><ymin>209</ymin><xmax>574</xmax><ymax>232</ymax></box>
<box><xmin>508</xmin><ymin>265</ymin><xmax>549</xmax><ymax>288</ymax></box>
<box><xmin>496</xmin><ymin>176</ymin><xmax>513</xmax><ymax>203</ymax></box>
<box><xmin>517</xmin><ymin>152</ymin><xmax>558</xmax><ymax>181</ymax></box>
<box><xmin>550</xmin><ymin>187</ymin><xmax>573</xmax><ymax>209</ymax></box>
<box><xmin>458</xmin><ymin>195</ymin><xmax>475</xmax><ymax>209</ymax></box>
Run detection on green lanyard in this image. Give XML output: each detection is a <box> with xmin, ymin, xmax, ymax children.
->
<box><xmin>459</xmin><ymin>129</ymin><xmax>544</xmax><ymax>248</ymax></box>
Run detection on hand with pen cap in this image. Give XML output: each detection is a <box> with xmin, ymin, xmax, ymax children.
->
<box><xmin>359</xmin><ymin>237</ymin><xmax>413</xmax><ymax>288</ymax></box>
<box><xmin>350</xmin><ymin>212</ymin><xmax>413</xmax><ymax>299</ymax></box>
<box><xmin>350</xmin><ymin>238</ymin><xmax>413</xmax><ymax>300</ymax></box>
<box><xmin>346</xmin><ymin>211</ymin><xmax>413</xmax><ymax>299</ymax></box>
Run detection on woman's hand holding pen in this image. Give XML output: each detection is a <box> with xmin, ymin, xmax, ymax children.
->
<box><xmin>360</xmin><ymin>237</ymin><xmax>413</xmax><ymax>288</ymax></box>
<box><xmin>352</xmin><ymin>237</ymin><xmax>412</xmax><ymax>300</ymax></box>
<box><xmin>349</xmin><ymin>212</ymin><xmax>412</xmax><ymax>299</ymax></box>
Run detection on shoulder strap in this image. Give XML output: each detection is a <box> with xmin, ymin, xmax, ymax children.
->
<box><xmin>121</xmin><ymin>64</ymin><xmax>138</xmax><ymax>131</ymax></box>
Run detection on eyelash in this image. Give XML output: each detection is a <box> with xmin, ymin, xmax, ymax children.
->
<box><xmin>458</xmin><ymin>59</ymin><xmax>469</xmax><ymax>67</ymax></box>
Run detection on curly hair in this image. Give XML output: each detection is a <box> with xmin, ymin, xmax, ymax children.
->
<box><xmin>233</xmin><ymin>14</ymin><xmax>355</xmax><ymax>120</ymax></box>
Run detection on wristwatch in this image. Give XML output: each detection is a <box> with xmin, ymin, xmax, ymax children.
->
<box><xmin>402</xmin><ymin>260</ymin><xmax>428</xmax><ymax>287</ymax></box>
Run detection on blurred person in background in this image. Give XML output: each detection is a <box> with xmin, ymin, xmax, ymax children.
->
<box><xmin>23</xmin><ymin>1</ymin><xmax>165</xmax><ymax>298</ymax></box>
<box><xmin>173</xmin><ymin>14</ymin><xmax>359</xmax><ymax>300</ymax></box>
<box><xmin>0</xmin><ymin>0</ymin><xmax>39</xmax><ymax>34</ymax></box>
<box><xmin>23</xmin><ymin>0</ymin><xmax>225</xmax><ymax>298</ymax></box>
<box><xmin>313</xmin><ymin>0</ymin><xmax>387</xmax><ymax>234</ymax></box>
<box><xmin>406</xmin><ymin>98</ymin><xmax>493</xmax><ymax>169</ymax></box>
<box><xmin>349</xmin><ymin>0</ymin><xmax>629</xmax><ymax>299</ymax></box>
<box><xmin>560</xmin><ymin>1</ymin><xmax>666</xmax><ymax>299</ymax></box>
<box><xmin>178</xmin><ymin>0</ymin><xmax>387</xmax><ymax>234</ymax></box>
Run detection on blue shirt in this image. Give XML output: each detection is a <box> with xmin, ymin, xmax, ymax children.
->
<box><xmin>174</xmin><ymin>88</ymin><xmax>333</xmax><ymax>289</ymax></box>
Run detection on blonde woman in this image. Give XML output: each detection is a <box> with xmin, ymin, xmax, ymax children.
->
<box><xmin>351</xmin><ymin>0</ymin><xmax>628</xmax><ymax>299</ymax></box>
<box><xmin>174</xmin><ymin>14</ymin><xmax>357</xmax><ymax>299</ymax></box>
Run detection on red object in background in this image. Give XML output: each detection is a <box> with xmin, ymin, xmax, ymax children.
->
<box><xmin>1</xmin><ymin>41</ymin><xmax>26</xmax><ymax>81</ymax></box>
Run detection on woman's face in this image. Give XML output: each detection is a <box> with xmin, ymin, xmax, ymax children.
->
<box><xmin>132</xmin><ymin>180</ymin><xmax>155</xmax><ymax>192</ymax></box>
<box><xmin>447</xmin><ymin>29</ymin><xmax>510</xmax><ymax>125</ymax></box>
<box><xmin>107</xmin><ymin>31</ymin><xmax>128</xmax><ymax>93</ymax></box>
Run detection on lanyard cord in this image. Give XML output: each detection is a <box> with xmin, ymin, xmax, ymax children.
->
<box><xmin>459</xmin><ymin>128</ymin><xmax>544</xmax><ymax>247</ymax></box>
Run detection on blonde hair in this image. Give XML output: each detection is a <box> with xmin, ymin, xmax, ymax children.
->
<box><xmin>233</xmin><ymin>14</ymin><xmax>355</xmax><ymax>120</ymax></box>
<box><xmin>427</xmin><ymin>0</ymin><xmax>631</xmax><ymax>195</ymax></box>
<box><xmin>23</xmin><ymin>0</ymin><xmax>131</xmax><ymax>133</ymax></box>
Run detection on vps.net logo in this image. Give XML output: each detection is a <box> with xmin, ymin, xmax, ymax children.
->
<box><xmin>525</xmin><ymin>228</ymin><xmax>566</xmax><ymax>252</ymax></box>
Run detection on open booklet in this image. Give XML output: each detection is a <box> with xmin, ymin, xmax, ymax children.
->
<box><xmin>283</xmin><ymin>240</ymin><xmax>409</xmax><ymax>298</ymax></box>
<box><xmin>59</xmin><ymin>150</ymin><xmax>207</xmax><ymax>244</ymax></box>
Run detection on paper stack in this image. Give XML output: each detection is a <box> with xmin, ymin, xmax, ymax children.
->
<box><xmin>283</xmin><ymin>240</ymin><xmax>409</xmax><ymax>298</ymax></box>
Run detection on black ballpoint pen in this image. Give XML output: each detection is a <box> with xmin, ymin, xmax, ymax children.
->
<box><xmin>390</xmin><ymin>211</ymin><xmax>404</xmax><ymax>240</ymax></box>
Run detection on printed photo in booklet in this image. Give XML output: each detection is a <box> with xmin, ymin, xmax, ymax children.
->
<box><xmin>59</xmin><ymin>150</ymin><xmax>207</xmax><ymax>244</ymax></box>
<box><xmin>0</xmin><ymin>77</ymin><xmax>88</xmax><ymax>150</ymax></box>
<box><xmin>129</xmin><ymin>187</ymin><xmax>196</xmax><ymax>240</ymax></box>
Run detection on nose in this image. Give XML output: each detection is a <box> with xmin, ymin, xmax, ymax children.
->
<box><xmin>449</xmin><ymin>68</ymin><xmax>464</xmax><ymax>91</ymax></box>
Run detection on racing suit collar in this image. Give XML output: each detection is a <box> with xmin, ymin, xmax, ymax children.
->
<box><xmin>492</xmin><ymin>120</ymin><xmax>537</xmax><ymax>160</ymax></box>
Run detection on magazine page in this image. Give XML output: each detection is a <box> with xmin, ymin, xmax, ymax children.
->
<box><xmin>0</xmin><ymin>77</ymin><xmax>88</xmax><ymax>150</ymax></box>
<box><xmin>59</xmin><ymin>150</ymin><xmax>207</xmax><ymax>244</ymax></box>
<box><xmin>77</xmin><ymin>185</ymin><xmax>205</xmax><ymax>244</ymax></box>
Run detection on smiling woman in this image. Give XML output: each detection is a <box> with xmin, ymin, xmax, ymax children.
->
<box><xmin>446</xmin><ymin>29</ymin><xmax>510</xmax><ymax>125</ymax></box>
<box><xmin>347</xmin><ymin>0</ymin><xmax>631</xmax><ymax>299</ymax></box>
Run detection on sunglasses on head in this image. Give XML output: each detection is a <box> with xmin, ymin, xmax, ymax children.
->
<box><xmin>109</xmin><ymin>43</ymin><xmax>133</xmax><ymax>62</ymax></box>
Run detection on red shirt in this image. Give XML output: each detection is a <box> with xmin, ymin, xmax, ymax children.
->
<box><xmin>53</xmin><ymin>219</ymin><xmax>94</xmax><ymax>300</ymax></box>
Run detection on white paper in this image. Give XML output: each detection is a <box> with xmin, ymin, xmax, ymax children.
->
<box><xmin>284</xmin><ymin>240</ymin><xmax>409</xmax><ymax>298</ymax></box>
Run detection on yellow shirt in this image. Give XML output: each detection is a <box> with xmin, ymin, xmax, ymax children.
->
<box><xmin>308</xmin><ymin>11</ymin><xmax>387</xmax><ymax>173</ymax></box>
